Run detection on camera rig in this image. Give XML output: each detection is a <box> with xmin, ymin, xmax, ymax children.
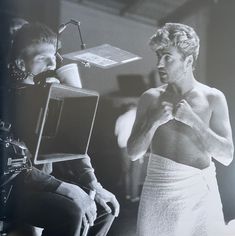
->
<box><xmin>0</xmin><ymin>119</ymin><xmax>32</xmax><ymax>231</ymax></box>
<box><xmin>0</xmin><ymin>119</ymin><xmax>31</xmax><ymax>189</ymax></box>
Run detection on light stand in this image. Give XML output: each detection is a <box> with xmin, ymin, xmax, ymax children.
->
<box><xmin>57</xmin><ymin>20</ymin><xmax>141</xmax><ymax>69</ymax></box>
<box><xmin>55</xmin><ymin>19</ymin><xmax>87</xmax><ymax>63</ymax></box>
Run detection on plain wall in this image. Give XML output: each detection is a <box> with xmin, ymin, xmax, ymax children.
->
<box><xmin>207</xmin><ymin>0</ymin><xmax>235</xmax><ymax>221</ymax></box>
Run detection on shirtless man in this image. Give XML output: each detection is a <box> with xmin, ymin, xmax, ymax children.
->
<box><xmin>127</xmin><ymin>23</ymin><xmax>234</xmax><ymax>236</ymax></box>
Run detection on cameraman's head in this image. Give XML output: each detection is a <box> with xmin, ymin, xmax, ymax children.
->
<box><xmin>10</xmin><ymin>22</ymin><xmax>58</xmax><ymax>84</ymax></box>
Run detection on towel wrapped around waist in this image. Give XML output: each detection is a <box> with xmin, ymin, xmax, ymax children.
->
<box><xmin>137</xmin><ymin>153</ymin><xmax>225</xmax><ymax>236</ymax></box>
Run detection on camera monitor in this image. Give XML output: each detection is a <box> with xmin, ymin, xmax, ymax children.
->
<box><xmin>12</xmin><ymin>84</ymin><xmax>99</xmax><ymax>164</ymax></box>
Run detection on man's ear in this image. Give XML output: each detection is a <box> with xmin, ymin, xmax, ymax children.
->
<box><xmin>15</xmin><ymin>58</ymin><xmax>26</xmax><ymax>71</ymax></box>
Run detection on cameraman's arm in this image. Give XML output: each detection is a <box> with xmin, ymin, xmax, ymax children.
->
<box><xmin>55</xmin><ymin>155</ymin><xmax>98</xmax><ymax>189</ymax></box>
<box><xmin>74</xmin><ymin>155</ymin><xmax>97</xmax><ymax>187</ymax></box>
<box><xmin>62</xmin><ymin>156</ymin><xmax>120</xmax><ymax>217</ymax></box>
<box><xmin>23</xmin><ymin>167</ymin><xmax>62</xmax><ymax>192</ymax></box>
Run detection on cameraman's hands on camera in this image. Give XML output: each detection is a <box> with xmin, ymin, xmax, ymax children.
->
<box><xmin>55</xmin><ymin>182</ymin><xmax>97</xmax><ymax>227</ymax></box>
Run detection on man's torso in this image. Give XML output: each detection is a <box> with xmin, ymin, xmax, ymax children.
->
<box><xmin>150</xmin><ymin>83</ymin><xmax>215</xmax><ymax>169</ymax></box>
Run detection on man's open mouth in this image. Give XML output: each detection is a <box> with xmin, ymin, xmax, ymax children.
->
<box><xmin>159</xmin><ymin>71</ymin><xmax>167</xmax><ymax>78</ymax></box>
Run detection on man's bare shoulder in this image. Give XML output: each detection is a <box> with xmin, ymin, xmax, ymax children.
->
<box><xmin>197</xmin><ymin>82</ymin><xmax>224</xmax><ymax>97</ymax></box>
<box><xmin>197</xmin><ymin>82</ymin><xmax>226</xmax><ymax>106</ymax></box>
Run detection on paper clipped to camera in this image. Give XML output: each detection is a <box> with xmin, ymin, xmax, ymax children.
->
<box><xmin>62</xmin><ymin>44</ymin><xmax>142</xmax><ymax>69</ymax></box>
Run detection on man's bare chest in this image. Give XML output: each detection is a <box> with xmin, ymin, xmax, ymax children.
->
<box><xmin>159</xmin><ymin>91</ymin><xmax>212</xmax><ymax>123</ymax></box>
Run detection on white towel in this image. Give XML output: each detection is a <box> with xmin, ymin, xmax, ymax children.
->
<box><xmin>137</xmin><ymin>154</ymin><xmax>226</xmax><ymax>236</ymax></box>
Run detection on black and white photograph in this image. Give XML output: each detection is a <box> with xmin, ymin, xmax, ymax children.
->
<box><xmin>0</xmin><ymin>0</ymin><xmax>235</xmax><ymax>235</ymax></box>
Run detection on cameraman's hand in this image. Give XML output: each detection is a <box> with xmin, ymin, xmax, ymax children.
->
<box><xmin>95</xmin><ymin>187</ymin><xmax>120</xmax><ymax>217</ymax></box>
<box><xmin>55</xmin><ymin>182</ymin><xmax>97</xmax><ymax>226</ymax></box>
<box><xmin>90</xmin><ymin>182</ymin><xmax>120</xmax><ymax>217</ymax></box>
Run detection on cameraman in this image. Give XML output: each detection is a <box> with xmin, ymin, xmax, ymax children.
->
<box><xmin>1</xmin><ymin>22</ymin><xmax>119</xmax><ymax>236</ymax></box>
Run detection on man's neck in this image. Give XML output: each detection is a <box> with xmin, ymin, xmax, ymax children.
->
<box><xmin>168</xmin><ymin>70</ymin><xmax>196</xmax><ymax>96</ymax></box>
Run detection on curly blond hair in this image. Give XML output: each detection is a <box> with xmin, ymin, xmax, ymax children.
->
<box><xmin>149</xmin><ymin>23</ymin><xmax>200</xmax><ymax>68</ymax></box>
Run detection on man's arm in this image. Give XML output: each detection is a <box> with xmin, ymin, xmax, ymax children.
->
<box><xmin>175</xmin><ymin>89</ymin><xmax>234</xmax><ymax>166</ymax></box>
<box><xmin>70</xmin><ymin>156</ymin><xmax>120</xmax><ymax>217</ymax></box>
<box><xmin>56</xmin><ymin>155</ymin><xmax>119</xmax><ymax>217</ymax></box>
<box><xmin>23</xmin><ymin>167</ymin><xmax>62</xmax><ymax>192</ymax></box>
<box><xmin>127</xmin><ymin>89</ymin><xmax>174</xmax><ymax>161</ymax></box>
<box><xmin>55</xmin><ymin>181</ymin><xmax>97</xmax><ymax>227</ymax></box>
